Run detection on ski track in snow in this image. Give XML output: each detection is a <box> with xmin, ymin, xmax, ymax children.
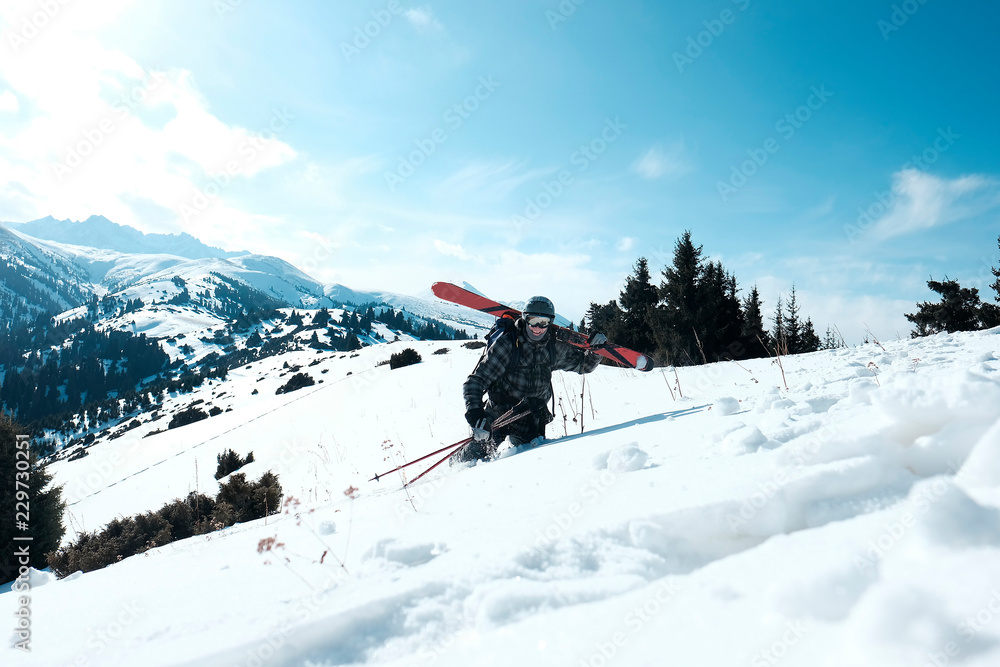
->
<box><xmin>4</xmin><ymin>328</ymin><xmax>1000</xmax><ymax>666</ymax></box>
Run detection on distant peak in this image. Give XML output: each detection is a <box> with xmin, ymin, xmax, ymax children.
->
<box><xmin>11</xmin><ymin>215</ymin><xmax>247</xmax><ymax>260</ymax></box>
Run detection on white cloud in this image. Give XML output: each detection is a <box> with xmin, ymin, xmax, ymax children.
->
<box><xmin>0</xmin><ymin>3</ymin><xmax>297</xmax><ymax>239</ymax></box>
<box><xmin>434</xmin><ymin>240</ymin><xmax>470</xmax><ymax>260</ymax></box>
<box><xmin>0</xmin><ymin>90</ymin><xmax>18</xmax><ymax>113</ymax></box>
<box><xmin>617</xmin><ymin>237</ymin><xmax>635</xmax><ymax>252</ymax></box>
<box><xmin>405</xmin><ymin>7</ymin><xmax>443</xmax><ymax>31</ymax></box>
<box><xmin>865</xmin><ymin>169</ymin><xmax>1000</xmax><ymax>241</ymax></box>
<box><xmin>631</xmin><ymin>141</ymin><xmax>691</xmax><ymax>180</ymax></box>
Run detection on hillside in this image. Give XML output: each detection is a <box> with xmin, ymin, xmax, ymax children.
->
<box><xmin>4</xmin><ymin>327</ymin><xmax>999</xmax><ymax>666</ymax></box>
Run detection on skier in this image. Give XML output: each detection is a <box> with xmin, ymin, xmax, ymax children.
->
<box><xmin>452</xmin><ymin>295</ymin><xmax>607</xmax><ymax>463</ymax></box>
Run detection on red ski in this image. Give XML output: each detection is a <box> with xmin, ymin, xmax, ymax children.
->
<box><xmin>431</xmin><ymin>282</ymin><xmax>654</xmax><ymax>372</ymax></box>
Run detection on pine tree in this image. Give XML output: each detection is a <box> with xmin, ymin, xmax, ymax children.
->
<box><xmin>312</xmin><ymin>308</ymin><xmax>331</xmax><ymax>328</ymax></box>
<box><xmin>652</xmin><ymin>231</ymin><xmax>704</xmax><ymax>365</ymax></box>
<box><xmin>983</xmin><ymin>236</ymin><xmax>1000</xmax><ymax>328</ymax></box>
<box><xmin>741</xmin><ymin>285</ymin><xmax>770</xmax><ymax>357</ymax></box>
<box><xmin>617</xmin><ymin>257</ymin><xmax>659</xmax><ymax>354</ymax></box>
<box><xmin>992</xmin><ymin>236</ymin><xmax>1000</xmax><ymax>301</ymax></box>
<box><xmin>784</xmin><ymin>286</ymin><xmax>803</xmax><ymax>354</ymax></box>
<box><xmin>1</xmin><ymin>417</ymin><xmax>65</xmax><ymax>584</ymax></box>
<box><xmin>800</xmin><ymin>318</ymin><xmax>821</xmax><ymax>353</ymax></box>
<box><xmin>771</xmin><ymin>297</ymin><xmax>786</xmax><ymax>354</ymax></box>
<box><xmin>696</xmin><ymin>261</ymin><xmax>743</xmax><ymax>361</ymax></box>
<box><xmin>905</xmin><ymin>277</ymin><xmax>985</xmax><ymax>336</ymax></box>
<box><xmin>585</xmin><ymin>301</ymin><xmax>623</xmax><ymax>341</ymax></box>
<box><xmin>822</xmin><ymin>326</ymin><xmax>842</xmax><ymax>350</ymax></box>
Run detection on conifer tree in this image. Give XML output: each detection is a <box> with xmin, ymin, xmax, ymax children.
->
<box><xmin>905</xmin><ymin>278</ymin><xmax>986</xmax><ymax>336</ymax></box>
<box><xmin>652</xmin><ymin>231</ymin><xmax>704</xmax><ymax>365</ymax></box>
<box><xmin>1</xmin><ymin>417</ymin><xmax>65</xmax><ymax>584</ymax></box>
<box><xmin>585</xmin><ymin>301</ymin><xmax>623</xmax><ymax>342</ymax></box>
<box><xmin>741</xmin><ymin>285</ymin><xmax>770</xmax><ymax>357</ymax></box>
<box><xmin>983</xmin><ymin>236</ymin><xmax>1000</xmax><ymax>328</ymax></box>
<box><xmin>800</xmin><ymin>318</ymin><xmax>821</xmax><ymax>353</ymax></box>
<box><xmin>617</xmin><ymin>257</ymin><xmax>659</xmax><ymax>354</ymax></box>
<box><xmin>771</xmin><ymin>297</ymin><xmax>786</xmax><ymax>354</ymax></box>
<box><xmin>784</xmin><ymin>286</ymin><xmax>803</xmax><ymax>354</ymax></box>
<box><xmin>696</xmin><ymin>261</ymin><xmax>743</xmax><ymax>361</ymax></box>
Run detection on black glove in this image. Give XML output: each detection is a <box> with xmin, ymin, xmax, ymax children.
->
<box><xmin>465</xmin><ymin>407</ymin><xmax>491</xmax><ymax>441</ymax></box>
<box><xmin>588</xmin><ymin>332</ymin><xmax>608</xmax><ymax>348</ymax></box>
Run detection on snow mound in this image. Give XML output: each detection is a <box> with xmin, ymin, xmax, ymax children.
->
<box><xmin>593</xmin><ymin>443</ymin><xmax>649</xmax><ymax>473</ymax></box>
<box><xmin>712</xmin><ymin>396</ymin><xmax>741</xmax><ymax>416</ymax></box>
<box><xmin>363</xmin><ymin>539</ymin><xmax>442</xmax><ymax>567</ymax></box>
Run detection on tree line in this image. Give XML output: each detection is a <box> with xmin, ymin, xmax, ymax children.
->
<box><xmin>905</xmin><ymin>236</ymin><xmax>1000</xmax><ymax>336</ymax></box>
<box><xmin>584</xmin><ymin>231</ymin><xmax>825</xmax><ymax>366</ymax></box>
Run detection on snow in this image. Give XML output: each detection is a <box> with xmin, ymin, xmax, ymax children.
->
<box><xmin>4</xmin><ymin>328</ymin><xmax>1000</xmax><ymax>666</ymax></box>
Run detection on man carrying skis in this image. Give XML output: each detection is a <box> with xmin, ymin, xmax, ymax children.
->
<box><xmin>452</xmin><ymin>295</ymin><xmax>607</xmax><ymax>463</ymax></box>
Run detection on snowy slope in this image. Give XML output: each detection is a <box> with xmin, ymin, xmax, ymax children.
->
<box><xmin>4</xmin><ymin>328</ymin><xmax>1000</xmax><ymax>666</ymax></box>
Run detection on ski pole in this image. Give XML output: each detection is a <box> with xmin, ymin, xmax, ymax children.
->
<box><xmin>404</xmin><ymin>408</ymin><xmax>531</xmax><ymax>487</ymax></box>
<box><xmin>369</xmin><ymin>437</ymin><xmax>472</xmax><ymax>482</ymax></box>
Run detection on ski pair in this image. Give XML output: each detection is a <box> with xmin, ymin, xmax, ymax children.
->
<box><xmin>369</xmin><ymin>406</ymin><xmax>530</xmax><ymax>487</ymax></box>
<box><xmin>431</xmin><ymin>282</ymin><xmax>655</xmax><ymax>372</ymax></box>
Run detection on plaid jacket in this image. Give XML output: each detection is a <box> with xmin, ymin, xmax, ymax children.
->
<box><xmin>463</xmin><ymin>320</ymin><xmax>602</xmax><ymax>413</ymax></box>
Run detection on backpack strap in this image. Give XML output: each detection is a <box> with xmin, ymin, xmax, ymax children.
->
<box><xmin>487</xmin><ymin>313</ymin><xmax>520</xmax><ymax>369</ymax></box>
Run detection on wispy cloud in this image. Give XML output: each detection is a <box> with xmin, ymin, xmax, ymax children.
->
<box><xmin>869</xmin><ymin>169</ymin><xmax>1000</xmax><ymax>240</ymax></box>
<box><xmin>617</xmin><ymin>237</ymin><xmax>635</xmax><ymax>252</ymax></box>
<box><xmin>436</xmin><ymin>159</ymin><xmax>555</xmax><ymax>203</ymax></box>
<box><xmin>434</xmin><ymin>239</ymin><xmax>470</xmax><ymax>260</ymax></box>
<box><xmin>631</xmin><ymin>141</ymin><xmax>691</xmax><ymax>180</ymax></box>
<box><xmin>0</xmin><ymin>90</ymin><xmax>18</xmax><ymax>113</ymax></box>
<box><xmin>405</xmin><ymin>7</ymin><xmax>443</xmax><ymax>31</ymax></box>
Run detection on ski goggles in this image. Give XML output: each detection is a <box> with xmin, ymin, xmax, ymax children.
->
<box><xmin>526</xmin><ymin>315</ymin><xmax>552</xmax><ymax>329</ymax></box>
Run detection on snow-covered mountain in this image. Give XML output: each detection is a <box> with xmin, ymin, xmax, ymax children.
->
<box><xmin>0</xmin><ymin>219</ymin><xmax>496</xmax><ymax>337</ymax></box>
<box><xmin>3</xmin><ymin>215</ymin><xmax>245</xmax><ymax>260</ymax></box>
<box><xmin>6</xmin><ymin>326</ymin><xmax>1000</xmax><ymax>666</ymax></box>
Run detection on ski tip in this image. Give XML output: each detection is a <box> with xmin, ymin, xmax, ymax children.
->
<box><xmin>636</xmin><ymin>354</ymin><xmax>655</xmax><ymax>372</ymax></box>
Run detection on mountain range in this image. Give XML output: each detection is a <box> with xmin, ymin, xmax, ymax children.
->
<box><xmin>0</xmin><ymin>215</ymin><xmax>500</xmax><ymax>335</ymax></box>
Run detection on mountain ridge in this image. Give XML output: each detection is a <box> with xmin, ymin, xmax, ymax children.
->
<box><xmin>3</xmin><ymin>215</ymin><xmax>247</xmax><ymax>260</ymax></box>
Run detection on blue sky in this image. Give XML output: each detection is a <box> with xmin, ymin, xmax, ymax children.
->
<box><xmin>1</xmin><ymin>0</ymin><xmax>998</xmax><ymax>342</ymax></box>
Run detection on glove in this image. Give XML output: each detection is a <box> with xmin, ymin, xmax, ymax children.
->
<box><xmin>465</xmin><ymin>407</ymin><xmax>491</xmax><ymax>442</ymax></box>
<box><xmin>588</xmin><ymin>332</ymin><xmax>608</xmax><ymax>348</ymax></box>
